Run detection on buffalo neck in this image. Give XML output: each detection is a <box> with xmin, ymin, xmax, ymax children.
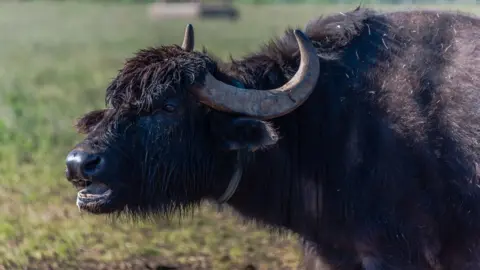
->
<box><xmin>221</xmin><ymin>63</ymin><xmax>354</xmax><ymax>241</ymax></box>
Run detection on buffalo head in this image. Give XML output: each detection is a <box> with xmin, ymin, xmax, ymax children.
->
<box><xmin>64</xmin><ymin>24</ymin><xmax>320</xmax><ymax>215</ymax></box>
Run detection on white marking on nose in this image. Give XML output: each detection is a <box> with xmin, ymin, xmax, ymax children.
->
<box><xmin>67</xmin><ymin>153</ymin><xmax>82</xmax><ymax>163</ymax></box>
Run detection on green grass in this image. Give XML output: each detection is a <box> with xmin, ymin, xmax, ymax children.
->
<box><xmin>0</xmin><ymin>1</ymin><xmax>479</xmax><ymax>269</ymax></box>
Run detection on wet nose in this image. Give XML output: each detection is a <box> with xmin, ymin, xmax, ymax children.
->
<box><xmin>65</xmin><ymin>149</ymin><xmax>104</xmax><ymax>180</ymax></box>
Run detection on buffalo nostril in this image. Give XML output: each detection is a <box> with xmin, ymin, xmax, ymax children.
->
<box><xmin>82</xmin><ymin>155</ymin><xmax>103</xmax><ymax>177</ymax></box>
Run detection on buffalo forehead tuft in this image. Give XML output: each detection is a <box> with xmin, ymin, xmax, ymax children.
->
<box><xmin>105</xmin><ymin>45</ymin><xmax>215</xmax><ymax>111</ymax></box>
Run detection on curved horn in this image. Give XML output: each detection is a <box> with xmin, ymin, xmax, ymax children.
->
<box><xmin>181</xmin><ymin>24</ymin><xmax>194</xmax><ymax>51</ymax></box>
<box><xmin>192</xmin><ymin>29</ymin><xmax>320</xmax><ymax>120</ymax></box>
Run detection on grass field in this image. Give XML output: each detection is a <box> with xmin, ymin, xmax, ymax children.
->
<box><xmin>0</xmin><ymin>1</ymin><xmax>479</xmax><ymax>269</ymax></box>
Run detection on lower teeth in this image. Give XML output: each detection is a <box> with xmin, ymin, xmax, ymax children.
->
<box><xmin>78</xmin><ymin>188</ymin><xmax>111</xmax><ymax>198</ymax></box>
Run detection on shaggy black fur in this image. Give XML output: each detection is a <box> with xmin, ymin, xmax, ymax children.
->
<box><xmin>67</xmin><ymin>7</ymin><xmax>480</xmax><ymax>270</ymax></box>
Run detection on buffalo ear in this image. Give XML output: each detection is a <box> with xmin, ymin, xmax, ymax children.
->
<box><xmin>217</xmin><ymin>117</ymin><xmax>279</xmax><ymax>151</ymax></box>
<box><xmin>75</xmin><ymin>109</ymin><xmax>106</xmax><ymax>134</ymax></box>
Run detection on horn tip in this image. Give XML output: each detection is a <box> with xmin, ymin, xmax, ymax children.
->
<box><xmin>182</xmin><ymin>23</ymin><xmax>195</xmax><ymax>51</ymax></box>
<box><xmin>184</xmin><ymin>24</ymin><xmax>194</xmax><ymax>35</ymax></box>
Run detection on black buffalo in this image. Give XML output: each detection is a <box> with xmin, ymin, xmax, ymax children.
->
<box><xmin>65</xmin><ymin>7</ymin><xmax>480</xmax><ymax>269</ymax></box>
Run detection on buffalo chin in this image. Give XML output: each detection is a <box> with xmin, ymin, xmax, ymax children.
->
<box><xmin>76</xmin><ymin>183</ymin><xmax>122</xmax><ymax>214</ymax></box>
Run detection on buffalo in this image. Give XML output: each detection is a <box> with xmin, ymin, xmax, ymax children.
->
<box><xmin>65</xmin><ymin>7</ymin><xmax>480</xmax><ymax>269</ymax></box>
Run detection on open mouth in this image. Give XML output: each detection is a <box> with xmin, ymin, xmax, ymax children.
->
<box><xmin>76</xmin><ymin>182</ymin><xmax>114</xmax><ymax>214</ymax></box>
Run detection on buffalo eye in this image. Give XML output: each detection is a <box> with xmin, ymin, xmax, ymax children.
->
<box><xmin>162</xmin><ymin>103</ymin><xmax>176</xmax><ymax>113</ymax></box>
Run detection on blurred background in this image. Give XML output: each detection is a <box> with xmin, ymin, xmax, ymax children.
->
<box><xmin>0</xmin><ymin>0</ymin><xmax>477</xmax><ymax>269</ymax></box>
